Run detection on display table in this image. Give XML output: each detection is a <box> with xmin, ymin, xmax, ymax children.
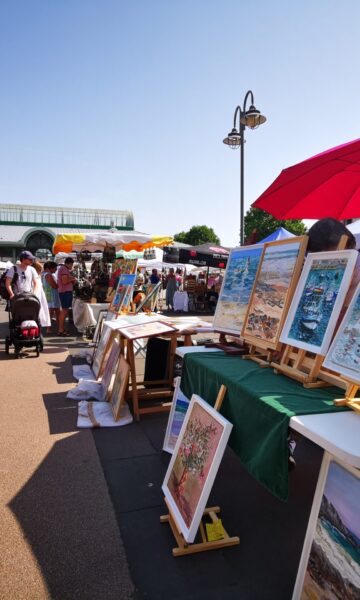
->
<box><xmin>72</xmin><ymin>299</ymin><xmax>109</xmax><ymax>332</ymax></box>
<box><xmin>180</xmin><ymin>352</ymin><xmax>354</xmax><ymax>501</ymax></box>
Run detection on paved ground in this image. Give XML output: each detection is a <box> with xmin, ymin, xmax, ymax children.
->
<box><xmin>0</xmin><ymin>302</ymin><xmax>323</xmax><ymax>599</ymax></box>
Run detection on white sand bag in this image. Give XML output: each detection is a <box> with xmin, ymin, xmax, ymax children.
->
<box><xmin>67</xmin><ymin>380</ymin><xmax>106</xmax><ymax>401</ymax></box>
<box><xmin>77</xmin><ymin>401</ymin><xmax>133</xmax><ymax>428</ymax></box>
<box><xmin>73</xmin><ymin>364</ymin><xmax>96</xmax><ymax>381</ymax></box>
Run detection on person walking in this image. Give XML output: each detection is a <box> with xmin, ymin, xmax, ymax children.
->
<box><xmin>57</xmin><ymin>257</ymin><xmax>76</xmax><ymax>336</ymax></box>
<box><xmin>5</xmin><ymin>250</ymin><xmax>38</xmax><ymax>300</ymax></box>
<box><xmin>33</xmin><ymin>261</ymin><xmax>51</xmax><ymax>330</ymax></box>
<box><xmin>165</xmin><ymin>268</ymin><xmax>177</xmax><ymax>311</ymax></box>
<box><xmin>42</xmin><ymin>261</ymin><xmax>60</xmax><ymax>333</ymax></box>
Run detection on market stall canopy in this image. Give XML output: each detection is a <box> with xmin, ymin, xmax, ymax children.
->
<box><xmin>252</xmin><ymin>138</ymin><xmax>360</xmax><ymax>220</ymax></box>
<box><xmin>177</xmin><ymin>242</ymin><xmax>230</xmax><ymax>268</ymax></box>
<box><xmin>257</xmin><ymin>227</ymin><xmax>295</xmax><ymax>244</ymax></box>
<box><xmin>52</xmin><ymin>230</ymin><xmax>173</xmax><ymax>255</ymax></box>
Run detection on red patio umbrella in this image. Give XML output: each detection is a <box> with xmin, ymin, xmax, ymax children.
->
<box><xmin>252</xmin><ymin>138</ymin><xmax>360</xmax><ymax>220</ymax></box>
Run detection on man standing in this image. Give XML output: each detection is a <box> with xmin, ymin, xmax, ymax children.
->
<box><xmin>57</xmin><ymin>257</ymin><xmax>76</xmax><ymax>336</ymax></box>
<box><xmin>5</xmin><ymin>250</ymin><xmax>38</xmax><ymax>300</ymax></box>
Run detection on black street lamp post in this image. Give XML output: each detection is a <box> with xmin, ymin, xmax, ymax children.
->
<box><xmin>223</xmin><ymin>90</ymin><xmax>266</xmax><ymax>246</ymax></box>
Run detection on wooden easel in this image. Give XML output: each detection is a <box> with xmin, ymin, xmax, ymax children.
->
<box><xmin>333</xmin><ymin>379</ymin><xmax>360</xmax><ymax>414</ymax></box>
<box><xmin>243</xmin><ymin>343</ymin><xmax>276</xmax><ymax>367</ymax></box>
<box><xmin>160</xmin><ymin>385</ymin><xmax>240</xmax><ymax>556</ymax></box>
<box><xmin>123</xmin><ymin>332</ymin><xmax>178</xmax><ymax>421</ymax></box>
<box><xmin>271</xmin><ymin>235</ymin><xmax>350</xmax><ymax>387</ymax></box>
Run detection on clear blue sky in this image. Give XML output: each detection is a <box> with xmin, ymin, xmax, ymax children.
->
<box><xmin>0</xmin><ymin>1</ymin><xmax>359</xmax><ymax>246</ymax></box>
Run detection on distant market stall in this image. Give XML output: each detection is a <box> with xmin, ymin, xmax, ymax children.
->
<box><xmin>52</xmin><ymin>231</ymin><xmax>173</xmax><ymax>254</ymax></box>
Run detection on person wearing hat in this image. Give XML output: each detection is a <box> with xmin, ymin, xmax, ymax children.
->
<box><xmin>5</xmin><ymin>250</ymin><xmax>38</xmax><ymax>300</ymax></box>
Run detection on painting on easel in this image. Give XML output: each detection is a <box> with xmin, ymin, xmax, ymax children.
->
<box><xmin>292</xmin><ymin>453</ymin><xmax>360</xmax><ymax>600</ymax></box>
<box><xmin>323</xmin><ymin>281</ymin><xmax>360</xmax><ymax>383</ymax></box>
<box><xmin>162</xmin><ymin>395</ymin><xmax>232</xmax><ymax>543</ymax></box>
<box><xmin>163</xmin><ymin>377</ymin><xmax>190</xmax><ymax>454</ymax></box>
<box><xmin>280</xmin><ymin>250</ymin><xmax>358</xmax><ymax>355</ymax></box>
<box><xmin>213</xmin><ymin>244</ymin><xmax>263</xmax><ymax>335</ymax></box>
<box><xmin>242</xmin><ymin>237</ymin><xmax>307</xmax><ymax>350</ymax></box>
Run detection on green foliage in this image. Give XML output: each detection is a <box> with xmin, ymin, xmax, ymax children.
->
<box><xmin>244</xmin><ymin>208</ymin><xmax>307</xmax><ymax>242</ymax></box>
<box><xmin>174</xmin><ymin>225</ymin><xmax>220</xmax><ymax>246</ymax></box>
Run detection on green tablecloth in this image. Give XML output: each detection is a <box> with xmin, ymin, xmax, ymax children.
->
<box><xmin>180</xmin><ymin>352</ymin><xmax>349</xmax><ymax>501</ymax></box>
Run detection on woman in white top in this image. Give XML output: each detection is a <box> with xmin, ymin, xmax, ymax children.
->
<box><xmin>33</xmin><ymin>261</ymin><xmax>51</xmax><ymax>329</ymax></box>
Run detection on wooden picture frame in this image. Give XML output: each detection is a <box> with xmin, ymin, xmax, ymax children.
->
<box><xmin>213</xmin><ymin>244</ymin><xmax>264</xmax><ymax>336</ymax></box>
<box><xmin>163</xmin><ymin>377</ymin><xmax>190</xmax><ymax>454</ymax></box>
<box><xmin>162</xmin><ymin>394</ymin><xmax>232</xmax><ymax>543</ymax></box>
<box><xmin>119</xmin><ymin>320</ymin><xmax>178</xmax><ymax>341</ymax></box>
<box><xmin>92</xmin><ymin>323</ymin><xmax>112</xmax><ymax>378</ymax></box>
<box><xmin>100</xmin><ymin>337</ymin><xmax>120</xmax><ymax>400</ymax></box>
<box><xmin>323</xmin><ymin>280</ymin><xmax>360</xmax><ymax>384</ymax></box>
<box><xmin>280</xmin><ymin>250</ymin><xmax>358</xmax><ymax>356</ymax></box>
<box><xmin>109</xmin><ymin>355</ymin><xmax>131</xmax><ymax>420</ymax></box>
<box><xmin>242</xmin><ymin>237</ymin><xmax>307</xmax><ymax>351</ymax></box>
<box><xmin>135</xmin><ymin>281</ymin><xmax>162</xmax><ymax>314</ymax></box>
<box><xmin>292</xmin><ymin>452</ymin><xmax>360</xmax><ymax>599</ymax></box>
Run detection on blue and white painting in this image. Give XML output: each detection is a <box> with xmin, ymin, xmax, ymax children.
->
<box><xmin>213</xmin><ymin>245</ymin><xmax>263</xmax><ymax>334</ymax></box>
<box><xmin>301</xmin><ymin>461</ymin><xmax>360</xmax><ymax>599</ymax></box>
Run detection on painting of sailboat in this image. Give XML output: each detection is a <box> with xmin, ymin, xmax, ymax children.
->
<box><xmin>294</xmin><ymin>456</ymin><xmax>360</xmax><ymax>600</ymax></box>
<box><xmin>213</xmin><ymin>244</ymin><xmax>263</xmax><ymax>335</ymax></box>
<box><xmin>280</xmin><ymin>250</ymin><xmax>358</xmax><ymax>355</ymax></box>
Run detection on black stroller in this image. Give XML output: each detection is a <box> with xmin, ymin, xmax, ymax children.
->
<box><xmin>5</xmin><ymin>292</ymin><xmax>44</xmax><ymax>358</ymax></box>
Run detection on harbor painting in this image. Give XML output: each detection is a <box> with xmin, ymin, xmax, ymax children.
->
<box><xmin>296</xmin><ymin>457</ymin><xmax>360</xmax><ymax>600</ymax></box>
<box><xmin>242</xmin><ymin>238</ymin><xmax>305</xmax><ymax>349</ymax></box>
<box><xmin>281</xmin><ymin>250</ymin><xmax>358</xmax><ymax>355</ymax></box>
<box><xmin>324</xmin><ymin>282</ymin><xmax>360</xmax><ymax>383</ymax></box>
<box><xmin>213</xmin><ymin>244</ymin><xmax>263</xmax><ymax>335</ymax></box>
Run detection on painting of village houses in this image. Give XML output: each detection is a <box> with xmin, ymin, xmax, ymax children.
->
<box><xmin>242</xmin><ymin>239</ymin><xmax>305</xmax><ymax>349</ymax></box>
<box><xmin>213</xmin><ymin>244</ymin><xmax>263</xmax><ymax>334</ymax></box>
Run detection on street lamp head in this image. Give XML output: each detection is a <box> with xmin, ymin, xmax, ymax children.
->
<box><xmin>240</xmin><ymin>104</ymin><xmax>266</xmax><ymax>129</ymax></box>
<box><xmin>223</xmin><ymin>128</ymin><xmax>244</xmax><ymax>149</ymax></box>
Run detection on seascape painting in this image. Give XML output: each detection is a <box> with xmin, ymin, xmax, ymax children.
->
<box><xmin>281</xmin><ymin>250</ymin><xmax>358</xmax><ymax>355</ymax></box>
<box><xmin>162</xmin><ymin>395</ymin><xmax>232</xmax><ymax>543</ymax></box>
<box><xmin>298</xmin><ymin>459</ymin><xmax>360</xmax><ymax>600</ymax></box>
<box><xmin>163</xmin><ymin>378</ymin><xmax>190</xmax><ymax>453</ymax></box>
<box><xmin>243</xmin><ymin>239</ymin><xmax>305</xmax><ymax>348</ymax></box>
<box><xmin>323</xmin><ymin>282</ymin><xmax>360</xmax><ymax>383</ymax></box>
<box><xmin>213</xmin><ymin>244</ymin><xmax>263</xmax><ymax>335</ymax></box>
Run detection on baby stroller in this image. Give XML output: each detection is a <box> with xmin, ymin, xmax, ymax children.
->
<box><xmin>5</xmin><ymin>292</ymin><xmax>44</xmax><ymax>358</ymax></box>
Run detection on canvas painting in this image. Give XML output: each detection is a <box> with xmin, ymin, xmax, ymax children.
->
<box><xmin>109</xmin><ymin>355</ymin><xmax>130</xmax><ymax>420</ymax></box>
<box><xmin>242</xmin><ymin>237</ymin><xmax>307</xmax><ymax>350</ymax></box>
<box><xmin>292</xmin><ymin>453</ymin><xmax>360</xmax><ymax>600</ymax></box>
<box><xmin>213</xmin><ymin>244</ymin><xmax>263</xmax><ymax>335</ymax></box>
<box><xmin>162</xmin><ymin>395</ymin><xmax>232</xmax><ymax>543</ymax></box>
<box><xmin>92</xmin><ymin>323</ymin><xmax>112</xmax><ymax>378</ymax></box>
<box><xmin>120</xmin><ymin>321</ymin><xmax>177</xmax><ymax>340</ymax></box>
<box><xmin>323</xmin><ymin>281</ymin><xmax>360</xmax><ymax>383</ymax></box>
<box><xmin>163</xmin><ymin>377</ymin><xmax>190</xmax><ymax>454</ymax></box>
<box><xmin>100</xmin><ymin>338</ymin><xmax>120</xmax><ymax>398</ymax></box>
<box><xmin>109</xmin><ymin>273</ymin><xmax>136</xmax><ymax>314</ymax></box>
<box><xmin>280</xmin><ymin>250</ymin><xmax>358</xmax><ymax>355</ymax></box>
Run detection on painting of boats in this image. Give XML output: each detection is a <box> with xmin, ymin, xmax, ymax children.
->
<box><xmin>213</xmin><ymin>244</ymin><xmax>263</xmax><ymax>335</ymax></box>
<box><xmin>294</xmin><ymin>455</ymin><xmax>360</xmax><ymax>600</ymax></box>
<box><xmin>281</xmin><ymin>250</ymin><xmax>358</xmax><ymax>355</ymax></box>
<box><xmin>242</xmin><ymin>237</ymin><xmax>306</xmax><ymax>349</ymax></box>
<box><xmin>324</xmin><ymin>281</ymin><xmax>360</xmax><ymax>383</ymax></box>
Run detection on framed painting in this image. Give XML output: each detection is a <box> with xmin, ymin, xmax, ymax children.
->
<box><xmin>162</xmin><ymin>394</ymin><xmax>232</xmax><ymax>543</ymax></box>
<box><xmin>280</xmin><ymin>250</ymin><xmax>358</xmax><ymax>355</ymax></box>
<box><xmin>292</xmin><ymin>452</ymin><xmax>360</xmax><ymax>600</ymax></box>
<box><xmin>242</xmin><ymin>237</ymin><xmax>308</xmax><ymax>350</ymax></box>
<box><xmin>109</xmin><ymin>273</ymin><xmax>136</xmax><ymax>314</ymax></box>
<box><xmin>323</xmin><ymin>281</ymin><xmax>360</xmax><ymax>384</ymax></box>
<box><xmin>100</xmin><ymin>338</ymin><xmax>120</xmax><ymax>400</ymax></box>
<box><xmin>109</xmin><ymin>355</ymin><xmax>131</xmax><ymax>420</ymax></box>
<box><xmin>119</xmin><ymin>321</ymin><xmax>178</xmax><ymax>341</ymax></box>
<box><xmin>163</xmin><ymin>377</ymin><xmax>190</xmax><ymax>454</ymax></box>
<box><xmin>213</xmin><ymin>244</ymin><xmax>264</xmax><ymax>336</ymax></box>
<box><xmin>135</xmin><ymin>282</ymin><xmax>162</xmax><ymax>314</ymax></box>
<box><xmin>92</xmin><ymin>323</ymin><xmax>112</xmax><ymax>378</ymax></box>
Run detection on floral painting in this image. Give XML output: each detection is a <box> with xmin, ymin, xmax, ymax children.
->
<box><xmin>162</xmin><ymin>395</ymin><xmax>232</xmax><ymax>543</ymax></box>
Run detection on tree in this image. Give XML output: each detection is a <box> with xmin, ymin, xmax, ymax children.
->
<box><xmin>244</xmin><ymin>208</ymin><xmax>307</xmax><ymax>243</ymax></box>
<box><xmin>174</xmin><ymin>225</ymin><xmax>220</xmax><ymax>246</ymax></box>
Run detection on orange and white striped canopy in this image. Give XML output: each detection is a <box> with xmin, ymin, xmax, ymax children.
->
<box><xmin>52</xmin><ymin>231</ymin><xmax>173</xmax><ymax>255</ymax></box>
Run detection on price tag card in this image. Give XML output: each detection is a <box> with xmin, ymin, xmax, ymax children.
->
<box><xmin>205</xmin><ymin>519</ymin><xmax>224</xmax><ymax>541</ymax></box>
